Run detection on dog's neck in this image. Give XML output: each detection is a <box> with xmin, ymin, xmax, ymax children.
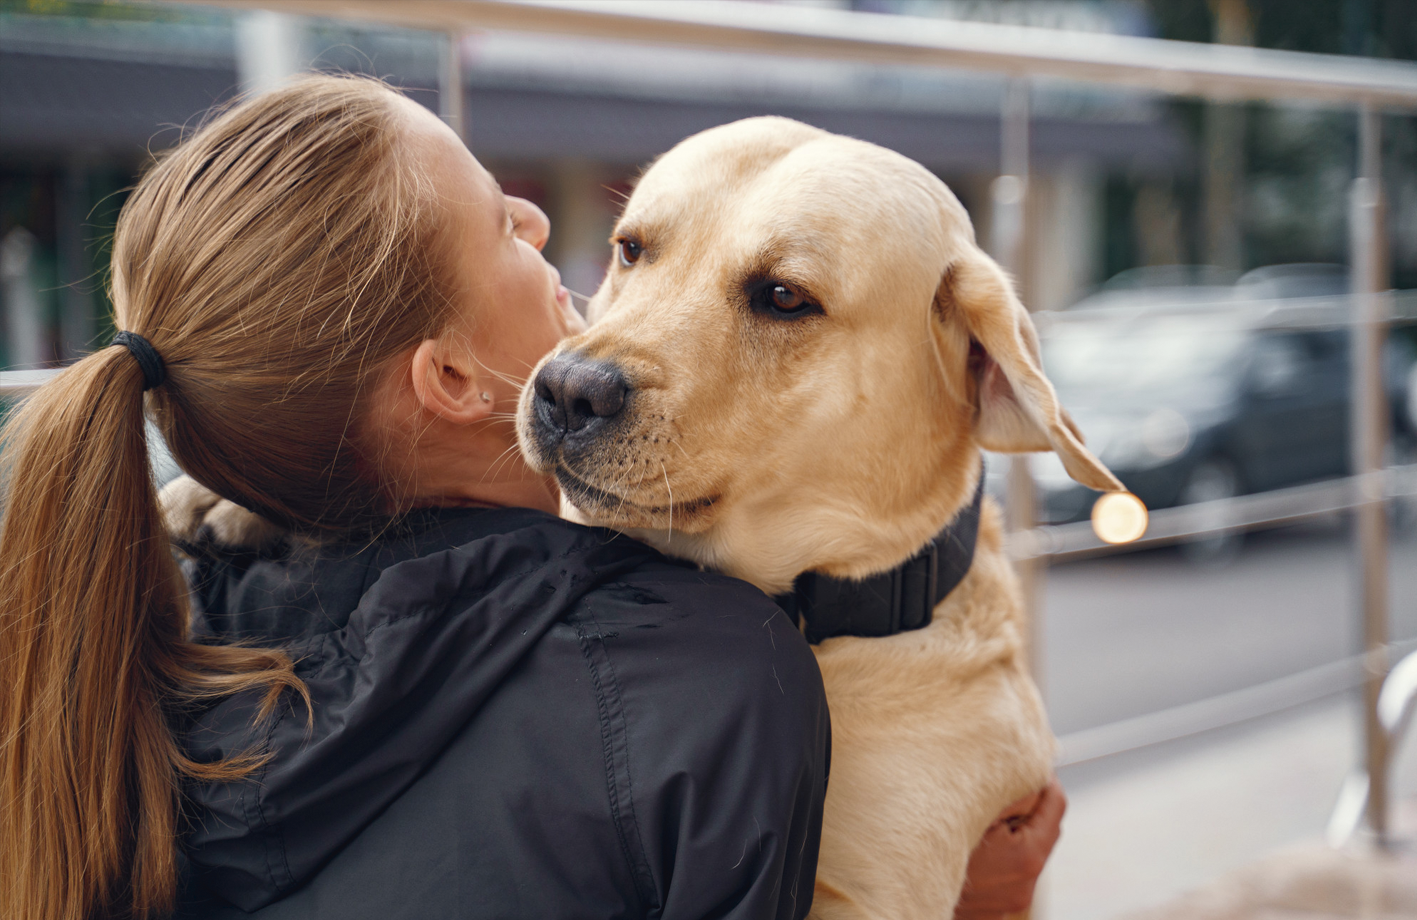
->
<box><xmin>566</xmin><ymin>452</ymin><xmax>988</xmax><ymax>600</ymax></box>
<box><xmin>773</xmin><ymin>467</ymin><xmax>985</xmax><ymax>642</ymax></box>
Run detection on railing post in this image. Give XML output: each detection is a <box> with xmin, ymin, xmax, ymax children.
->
<box><xmin>441</xmin><ymin>31</ymin><xmax>467</xmax><ymax>143</ymax></box>
<box><xmin>993</xmin><ymin>78</ymin><xmax>1045</xmax><ymax>685</ymax></box>
<box><xmin>993</xmin><ymin>79</ymin><xmax>1046</xmax><ymax>920</ymax></box>
<box><xmin>1350</xmin><ymin>100</ymin><xmax>1391</xmax><ymax>847</ymax></box>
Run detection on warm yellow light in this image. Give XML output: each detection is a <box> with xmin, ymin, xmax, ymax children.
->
<box><xmin>1091</xmin><ymin>492</ymin><xmax>1148</xmax><ymax>545</ymax></box>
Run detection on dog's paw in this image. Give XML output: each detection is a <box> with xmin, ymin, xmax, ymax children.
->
<box><xmin>159</xmin><ymin>475</ymin><xmax>289</xmax><ymax>557</ymax></box>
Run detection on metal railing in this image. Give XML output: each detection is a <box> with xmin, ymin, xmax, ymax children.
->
<box><xmin>20</xmin><ymin>0</ymin><xmax>1417</xmax><ymax>847</ymax></box>
<box><xmin>1327</xmin><ymin>645</ymin><xmax>1417</xmax><ymax>847</ymax></box>
<box><xmin>0</xmin><ymin>369</ymin><xmax>60</xmax><ymax>398</ymax></box>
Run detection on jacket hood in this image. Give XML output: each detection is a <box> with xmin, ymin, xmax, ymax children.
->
<box><xmin>180</xmin><ymin>508</ymin><xmax>661</xmax><ymax>911</ymax></box>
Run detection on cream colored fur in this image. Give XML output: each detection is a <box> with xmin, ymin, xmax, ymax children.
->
<box><xmin>164</xmin><ymin>116</ymin><xmax>1122</xmax><ymax>919</ymax></box>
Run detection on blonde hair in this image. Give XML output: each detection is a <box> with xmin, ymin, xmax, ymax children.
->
<box><xmin>0</xmin><ymin>75</ymin><xmax>455</xmax><ymax>920</ymax></box>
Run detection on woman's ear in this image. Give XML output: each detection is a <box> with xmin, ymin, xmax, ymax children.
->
<box><xmin>409</xmin><ymin>337</ymin><xmax>494</xmax><ymax>425</ymax></box>
<box><xmin>938</xmin><ymin>248</ymin><xmax>1122</xmax><ymax>493</ymax></box>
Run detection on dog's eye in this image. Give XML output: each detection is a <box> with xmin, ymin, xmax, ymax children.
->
<box><xmin>771</xmin><ymin>285</ymin><xmax>808</xmax><ymax>312</ymax></box>
<box><xmin>617</xmin><ymin>238</ymin><xmax>643</xmax><ymax>268</ymax></box>
<box><xmin>748</xmin><ymin>280</ymin><xmax>821</xmax><ymax>320</ymax></box>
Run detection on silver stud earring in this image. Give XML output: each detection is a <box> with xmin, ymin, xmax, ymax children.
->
<box><xmin>480</xmin><ymin>392</ymin><xmax>493</xmax><ymax>403</ymax></box>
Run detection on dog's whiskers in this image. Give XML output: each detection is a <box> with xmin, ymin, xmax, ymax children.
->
<box><xmin>659</xmin><ymin>459</ymin><xmax>674</xmax><ymax>543</ymax></box>
<box><xmin>480</xmin><ymin>442</ymin><xmax>525</xmax><ymax>483</ymax></box>
<box><xmin>608</xmin><ymin>455</ymin><xmax>643</xmax><ymax>527</ymax></box>
<box><xmin>565</xmin><ymin>288</ymin><xmax>593</xmax><ymax>306</ymax></box>
<box><xmin>472</xmin><ymin>355</ymin><xmax>533</xmax><ymax>389</ymax></box>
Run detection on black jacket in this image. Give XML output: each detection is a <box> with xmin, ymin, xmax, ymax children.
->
<box><xmin>173</xmin><ymin>507</ymin><xmax>829</xmax><ymax>920</ymax></box>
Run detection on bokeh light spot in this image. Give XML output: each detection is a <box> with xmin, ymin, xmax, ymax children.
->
<box><xmin>1092</xmin><ymin>492</ymin><xmax>1148</xmax><ymax>545</ymax></box>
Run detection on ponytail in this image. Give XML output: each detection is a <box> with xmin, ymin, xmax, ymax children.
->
<box><xmin>0</xmin><ymin>347</ymin><xmax>306</xmax><ymax>920</ymax></box>
<box><xmin>2</xmin><ymin>73</ymin><xmax>449</xmax><ymax>920</ymax></box>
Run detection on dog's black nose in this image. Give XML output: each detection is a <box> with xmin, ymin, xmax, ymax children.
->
<box><xmin>533</xmin><ymin>354</ymin><xmax>629</xmax><ymax>435</ymax></box>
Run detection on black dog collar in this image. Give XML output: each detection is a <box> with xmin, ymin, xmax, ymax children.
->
<box><xmin>775</xmin><ymin>468</ymin><xmax>985</xmax><ymax>644</ymax></box>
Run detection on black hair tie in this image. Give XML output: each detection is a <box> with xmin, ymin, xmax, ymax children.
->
<box><xmin>111</xmin><ymin>331</ymin><xmax>167</xmax><ymax>391</ymax></box>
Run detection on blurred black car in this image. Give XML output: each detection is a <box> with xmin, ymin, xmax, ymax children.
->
<box><xmin>1018</xmin><ymin>265</ymin><xmax>1416</xmax><ymax>531</ymax></box>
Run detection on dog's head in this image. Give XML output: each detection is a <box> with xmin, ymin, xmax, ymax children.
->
<box><xmin>517</xmin><ymin>117</ymin><xmax>1120</xmax><ymax>594</ymax></box>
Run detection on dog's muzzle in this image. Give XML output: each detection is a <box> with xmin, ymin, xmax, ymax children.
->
<box><xmin>531</xmin><ymin>353</ymin><xmax>630</xmax><ymax>445</ymax></box>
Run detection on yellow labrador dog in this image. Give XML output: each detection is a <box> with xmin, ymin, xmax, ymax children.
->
<box><xmin>514</xmin><ymin>117</ymin><xmax>1122</xmax><ymax>919</ymax></box>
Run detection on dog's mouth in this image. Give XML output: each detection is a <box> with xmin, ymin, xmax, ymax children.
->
<box><xmin>554</xmin><ymin>464</ymin><xmax>719</xmax><ymax>527</ymax></box>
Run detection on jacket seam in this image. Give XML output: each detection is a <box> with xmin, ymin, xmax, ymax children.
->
<box><xmin>262</xmin><ymin>703</ymin><xmax>294</xmax><ymax>891</ymax></box>
<box><xmin>258</xmin><ymin>634</ymin><xmax>330</xmax><ymax>896</ymax></box>
<box><xmin>573</xmin><ymin>599</ymin><xmax>659</xmax><ymax>910</ymax></box>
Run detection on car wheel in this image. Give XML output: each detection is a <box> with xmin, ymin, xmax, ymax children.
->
<box><xmin>1179</xmin><ymin>458</ymin><xmax>1243</xmax><ymax>565</ymax></box>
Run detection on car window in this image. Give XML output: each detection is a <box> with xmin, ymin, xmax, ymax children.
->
<box><xmin>1248</xmin><ymin>334</ymin><xmax>1307</xmax><ymax>397</ymax></box>
<box><xmin>1043</xmin><ymin>318</ymin><xmax>1248</xmax><ymax>395</ymax></box>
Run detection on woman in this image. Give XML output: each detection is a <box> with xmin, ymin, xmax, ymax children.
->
<box><xmin>0</xmin><ymin>76</ymin><xmax>1058</xmax><ymax>920</ymax></box>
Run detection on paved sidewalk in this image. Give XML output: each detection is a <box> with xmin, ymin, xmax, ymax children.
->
<box><xmin>1046</xmin><ymin>695</ymin><xmax>1417</xmax><ymax>919</ymax></box>
<box><xmin>1119</xmin><ymin>837</ymin><xmax>1417</xmax><ymax>919</ymax></box>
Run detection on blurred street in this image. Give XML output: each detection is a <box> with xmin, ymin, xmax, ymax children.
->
<box><xmin>1045</xmin><ymin>521</ymin><xmax>1417</xmax><ymax>737</ymax></box>
<box><xmin>1043</xmin><ymin>524</ymin><xmax>1417</xmax><ymax>918</ymax></box>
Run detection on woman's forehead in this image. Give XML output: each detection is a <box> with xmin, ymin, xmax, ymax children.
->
<box><xmin>397</xmin><ymin>109</ymin><xmax>502</xmax><ymax>232</ymax></box>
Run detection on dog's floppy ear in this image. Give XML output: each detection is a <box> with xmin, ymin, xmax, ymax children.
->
<box><xmin>938</xmin><ymin>248</ymin><xmax>1122</xmax><ymax>493</ymax></box>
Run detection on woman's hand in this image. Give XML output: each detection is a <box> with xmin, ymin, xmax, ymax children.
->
<box><xmin>953</xmin><ymin>778</ymin><xmax>1067</xmax><ymax>919</ymax></box>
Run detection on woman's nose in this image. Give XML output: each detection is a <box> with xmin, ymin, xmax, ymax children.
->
<box><xmin>508</xmin><ymin>196</ymin><xmax>550</xmax><ymax>251</ymax></box>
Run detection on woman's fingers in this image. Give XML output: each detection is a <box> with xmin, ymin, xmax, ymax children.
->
<box><xmin>953</xmin><ymin>779</ymin><xmax>1068</xmax><ymax>920</ymax></box>
<box><xmin>1022</xmin><ymin>778</ymin><xmax>1067</xmax><ymax>845</ymax></box>
<box><xmin>995</xmin><ymin>789</ymin><xmax>1044</xmax><ymax>826</ymax></box>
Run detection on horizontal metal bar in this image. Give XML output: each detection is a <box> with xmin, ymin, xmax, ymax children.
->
<box><xmin>0</xmin><ymin>368</ymin><xmax>59</xmax><ymax>399</ymax></box>
<box><xmin>12</xmin><ymin>365</ymin><xmax>1416</xmax><ymax>564</ymax></box>
<box><xmin>1056</xmin><ymin>637</ymin><xmax>1417</xmax><ymax>768</ymax></box>
<box><xmin>168</xmin><ymin>0</ymin><xmax>1417</xmax><ymax>109</ymax></box>
<box><xmin>1035</xmin><ymin>291</ymin><xmax>1417</xmax><ymax>332</ymax></box>
<box><xmin>9</xmin><ymin>369</ymin><xmax>1417</xmax><ymax>562</ymax></box>
<box><xmin>1013</xmin><ymin>465</ymin><xmax>1417</xmax><ymax>562</ymax></box>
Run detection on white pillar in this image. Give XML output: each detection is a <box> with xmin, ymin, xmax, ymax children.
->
<box><xmin>57</xmin><ymin>159</ymin><xmax>95</xmax><ymax>359</ymax></box>
<box><xmin>1030</xmin><ymin>163</ymin><xmax>1102</xmax><ymax>311</ymax></box>
<box><xmin>441</xmin><ymin>31</ymin><xmax>467</xmax><ymax>142</ymax></box>
<box><xmin>236</xmin><ymin>11</ymin><xmax>305</xmax><ymax>95</ymax></box>
<box><xmin>1</xmin><ymin>228</ymin><xmax>47</xmax><ymax>370</ymax></box>
<box><xmin>548</xmin><ymin>160</ymin><xmax>618</xmax><ymax>302</ymax></box>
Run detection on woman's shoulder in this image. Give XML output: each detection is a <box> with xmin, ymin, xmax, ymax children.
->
<box><xmin>185</xmin><ymin>507</ymin><xmax>642</xmax><ymax>642</ymax></box>
<box><xmin>578</xmin><ymin>558</ymin><xmax>824</xmax><ymax>701</ymax></box>
<box><xmin>417</xmin><ymin>508</ymin><xmax>829</xmax><ymax>731</ymax></box>
<box><xmin>179</xmin><ymin>510</ymin><xmax>829</xmax><ymax>918</ymax></box>
<box><xmin>376</xmin><ymin>508</ymin><xmax>830</xmax><ymax>740</ymax></box>
<box><xmin>568</xmin><ymin>559</ymin><xmax>829</xmax><ymax>919</ymax></box>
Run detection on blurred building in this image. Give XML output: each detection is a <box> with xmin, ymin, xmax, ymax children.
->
<box><xmin>5</xmin><ymin>1</ymin><xmax>1416</xmax><ymax>371</ymax></box>
<box><xmin>13</xmin><ymin>1</ymin><xmax>1417</xmax><ymax>370</ymax></box>
<box><xmin>0</xmin><ymin>0</ymin><xmax>1194</xmax><ymax>368</ymax></box>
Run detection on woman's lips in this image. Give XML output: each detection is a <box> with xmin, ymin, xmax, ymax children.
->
<box><xmin>556</xmin><ymin>284</ymin><xmax>572</xmax><ymax>308</ymax></box>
